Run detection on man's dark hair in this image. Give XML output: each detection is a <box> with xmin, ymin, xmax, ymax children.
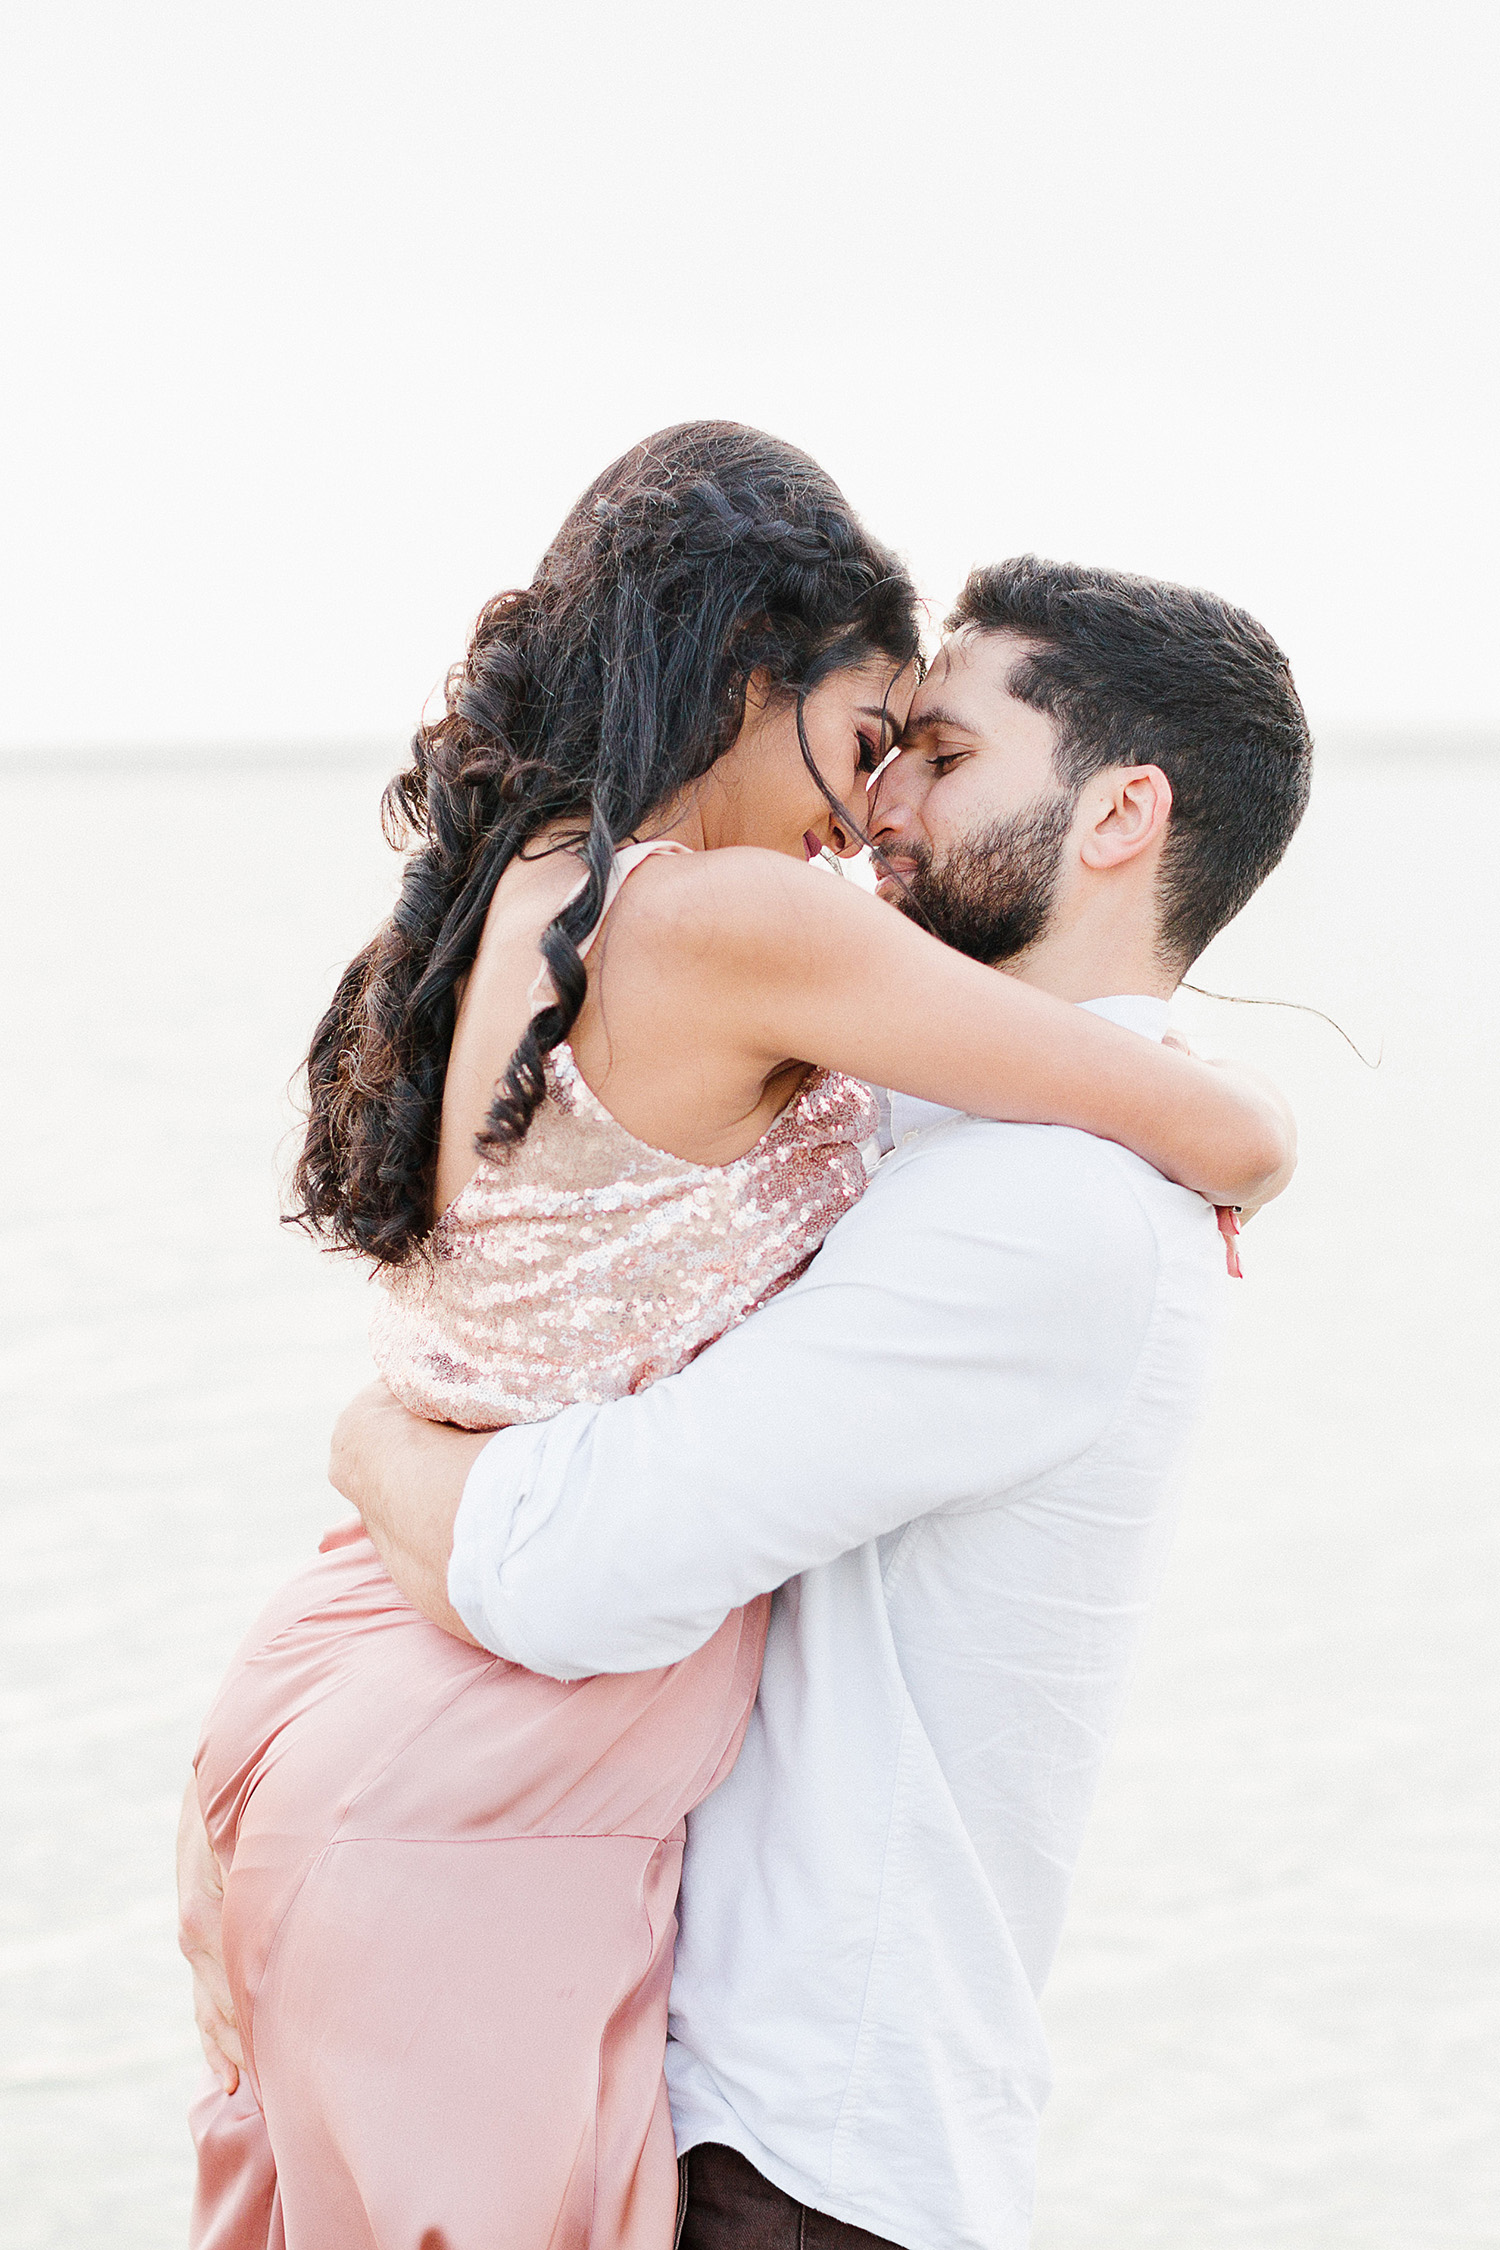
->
<box><xmin>946</xmin><ymin>556</ymin><xmax>1312</xmax><ymax>970</ymax></box>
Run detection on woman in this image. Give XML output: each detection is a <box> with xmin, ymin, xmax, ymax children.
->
<box><xmin>189</xmin><ymin>423</ymin><xmax>1289</xmax><ymax>2249</ymax></box>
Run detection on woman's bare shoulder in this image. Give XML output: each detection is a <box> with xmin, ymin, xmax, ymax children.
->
<box><xmin>485</xmin><ymin>830</ymin><xmax>590</xmax><ymax>926</ymax></box>
<box><xmin>607</xmin><ymin>844</ymin><xmax>880</xmax><ymax>965</ymax></box>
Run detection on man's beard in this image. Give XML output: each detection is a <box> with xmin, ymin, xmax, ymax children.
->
<box><xmin>883</xmin><ymin>790</ymin><xmax>1077</xmax><ymax>965</ymax></box>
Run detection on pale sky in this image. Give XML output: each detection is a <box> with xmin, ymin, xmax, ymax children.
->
<box><xmin>4</xmin><ymin>0</ymin><xmax>1496</xmax><ymax>749</ymax></box>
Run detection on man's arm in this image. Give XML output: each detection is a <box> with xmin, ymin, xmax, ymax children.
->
<box><xmin>442</xmin><ymin>1126</ymin><xmax>1164</xmax><ymax>1676</ymax></box>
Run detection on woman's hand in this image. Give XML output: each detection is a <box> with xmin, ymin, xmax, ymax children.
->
<box><xmin>1161</xmin><ymin>1032</ymin><xmax>1297</xmax><ymax>1219</ymax></box>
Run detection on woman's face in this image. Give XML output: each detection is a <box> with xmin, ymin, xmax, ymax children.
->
<box><xmin>706</xmin><ymin>657</ymin><xmax>920</xmax><ymax>860</ymax></box>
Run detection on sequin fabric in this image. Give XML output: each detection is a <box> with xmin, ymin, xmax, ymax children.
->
<box><xmin>371</xmin><ymin>1044</ymin><xmax>876</xmax><ymax>1431</ymax></box>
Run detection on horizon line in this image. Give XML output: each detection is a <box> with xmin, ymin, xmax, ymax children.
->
<box><xmin>3</xmin><ymin>724</ymin><xmax>1499</xmax><ymax>775</ymax></box>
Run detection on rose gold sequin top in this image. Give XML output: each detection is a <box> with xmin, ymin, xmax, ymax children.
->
<box><xmin>371</xmin><ymin>841</ymin><xmax>877</xmax><ymax>1430</ymax></box>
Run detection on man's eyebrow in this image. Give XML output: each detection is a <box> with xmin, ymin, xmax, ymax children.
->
<box><xmin>896</xmin><ymin>703</ymin><xmax>979</xmax><ymax>742</ymax></box>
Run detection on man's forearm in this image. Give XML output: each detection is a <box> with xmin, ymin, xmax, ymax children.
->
<box><xmin>329</xmin><ymin>1384</ymin><xmax>491</xmax><ymax>1646</ymax></box>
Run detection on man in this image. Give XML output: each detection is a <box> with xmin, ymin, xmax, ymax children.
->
<box><xmin>181</xmin><ymin>557</ymin><xmax>1311</xmax><ymax>2249</ymax></box>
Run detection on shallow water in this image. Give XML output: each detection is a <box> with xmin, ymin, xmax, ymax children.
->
<box><xmin>2</xmin><ymin>744</ymin><xmax>1496</xmax><ymax>2247</ymax></box>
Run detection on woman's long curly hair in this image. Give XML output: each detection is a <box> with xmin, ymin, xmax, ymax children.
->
<box><xmin>290</xmin><ymin>422</ymin><xmax>922</xmax><ymax>1266</ymax></box>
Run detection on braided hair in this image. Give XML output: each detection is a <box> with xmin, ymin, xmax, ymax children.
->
<box><xmin>291</xmin><ymin>422</ymin><xmax>922</xmax><ymax>1264</ymax></box>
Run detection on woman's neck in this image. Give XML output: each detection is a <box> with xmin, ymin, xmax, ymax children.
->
<box><xmin>633</xmin><ymin>788</ymin><xmax>717</xmax><ymax>853</ymax></box>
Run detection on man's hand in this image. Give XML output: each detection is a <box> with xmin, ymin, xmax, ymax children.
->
<box><xmin>329</xmin><ymin>1382</ymin><xmax>492</xmax><ymax>1646</ymax></box>
<box><xmin>177</xmin><ymin>1780</ymin><xmax>243</xmax><ymax>2095</ymax></box>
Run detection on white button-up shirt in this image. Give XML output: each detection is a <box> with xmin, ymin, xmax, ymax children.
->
<box><xmin>451</xmin><ymin>996</ymin><xmax>1225</xmax><ymax>2250</ymax></box>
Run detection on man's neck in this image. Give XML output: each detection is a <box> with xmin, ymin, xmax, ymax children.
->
<box><xmin>997</xmin><ymin>927</ymin><xmax>1176</xmax><ymax>1005</ymax></box>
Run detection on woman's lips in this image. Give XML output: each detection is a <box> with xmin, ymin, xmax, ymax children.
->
<box><xmin>803</xmin><ymin>831</ymin><xmax>824</xmax><ymax>860</ymax></box>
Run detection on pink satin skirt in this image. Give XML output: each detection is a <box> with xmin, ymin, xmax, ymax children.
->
<box><xmin>189</xmin><ymin>1535</ymin><xmax>768</xmax><ymax>2250</ymax></box>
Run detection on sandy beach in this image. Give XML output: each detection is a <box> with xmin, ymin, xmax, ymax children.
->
<box><xmin>2</xmin><ymin>740</ymin><xmax>1496</xmax><ymax>2248</ymax></box>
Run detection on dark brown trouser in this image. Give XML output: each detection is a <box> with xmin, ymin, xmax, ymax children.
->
<box><xmin>678</xmin><ymin>2143</ymin><xmax>907</xmax><ymax>2250</ymax></box>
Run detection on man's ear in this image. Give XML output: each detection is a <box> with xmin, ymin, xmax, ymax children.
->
<box><xmin>1077</xmin><ymin>765</ymin><xmax>1173</xmax><ymax>871</ymax></box>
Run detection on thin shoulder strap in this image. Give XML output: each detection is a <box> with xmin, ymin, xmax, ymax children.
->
<box><xmin>576</xmin><ymin>838</ymin><xmax>691</xmax><ymax>961</ymax></box>
<box><xmin>527</xmin><ymin>838</ymin><xmax>691</xmax><ymax>1014</ymax></box>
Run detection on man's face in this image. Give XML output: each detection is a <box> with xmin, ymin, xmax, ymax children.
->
<box><xmin>869</xmin><ymin>629</ymin><xmax>1077</xmax><ymax>965</ymax></box>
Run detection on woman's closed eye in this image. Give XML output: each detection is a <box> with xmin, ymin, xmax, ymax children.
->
<box><xmin>856</xmin><ymin>733</ymin><xmax>884</xmax><ymax>775</ymax></box>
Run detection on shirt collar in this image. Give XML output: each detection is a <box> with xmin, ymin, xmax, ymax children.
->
<box><xmin>1076</xmin><ymin>993</ymin><xmax>1172</xmax><ymax>1041</ymax></box>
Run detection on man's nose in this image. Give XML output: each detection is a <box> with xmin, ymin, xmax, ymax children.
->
<box><xmin>868</xmin><ymin>766</ymin><xmax>915</xmax><ymax>847</ymax></box>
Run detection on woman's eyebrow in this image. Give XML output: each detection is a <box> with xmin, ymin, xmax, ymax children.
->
<box><xmin>857</xmin><ymin>703</ymin><xmax>901</xmax><ymax>741</ymax></box>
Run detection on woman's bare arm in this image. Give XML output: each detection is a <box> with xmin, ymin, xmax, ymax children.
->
<box><xmin>594</xmin><ymin>849</ymin><xmax>1292</xmax><ymax>1210</ymax></box>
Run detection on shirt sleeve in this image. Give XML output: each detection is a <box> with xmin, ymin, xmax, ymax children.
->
<box><xmin>449</xmin><ymin>1122</ymin><xmax>1161</xmax><ymax>1677</ymax></box>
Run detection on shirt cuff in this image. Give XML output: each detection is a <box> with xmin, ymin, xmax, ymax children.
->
<box><xmin>446</xmin><ymin>1423</ymin><xmax>548</xmax><ymax>1660</ymax></box>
